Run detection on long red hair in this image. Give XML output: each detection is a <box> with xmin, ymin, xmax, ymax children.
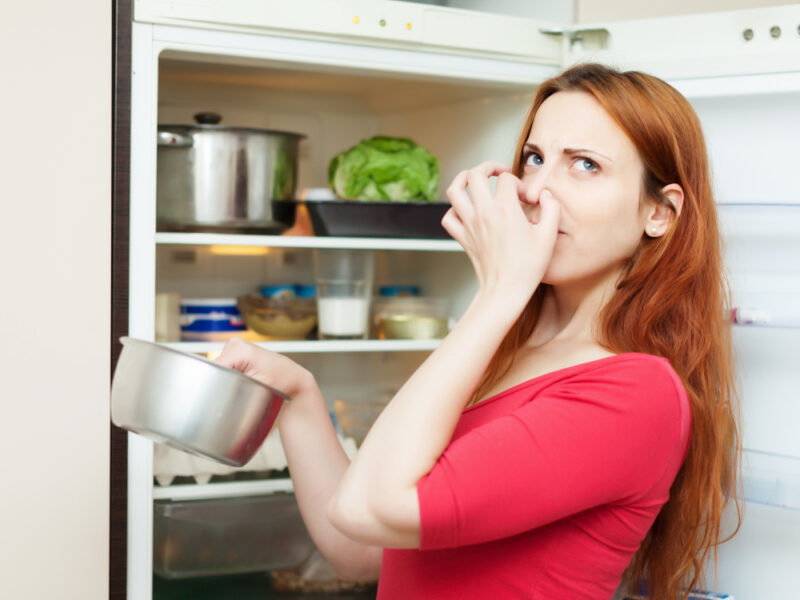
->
<box><xmin>471</xmin><ymin>63</ymin><xmax>741</xmax><ymax>599</ymax></box>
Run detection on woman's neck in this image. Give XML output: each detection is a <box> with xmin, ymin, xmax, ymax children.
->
<box><xmin>527</xmin><ymin>267</ymin><xmax>622</xmax><ymax>349</ymax></box>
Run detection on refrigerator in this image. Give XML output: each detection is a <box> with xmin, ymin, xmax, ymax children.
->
<box><xmin>122</xmin><ymin>1</ymin><xmax>800</xmax><ymax>597</ymax></box>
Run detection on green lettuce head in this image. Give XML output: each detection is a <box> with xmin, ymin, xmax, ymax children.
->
<box><xmin>328</xmin><ymin>136</ymin><xmax>439</xmax><ymax>202</ymax></box>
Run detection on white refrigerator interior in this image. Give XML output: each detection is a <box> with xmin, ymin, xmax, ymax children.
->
<box><xmin>127</xmin><ymin>2</ymin><xmax>800</xmax><ymax>598</ymax></box>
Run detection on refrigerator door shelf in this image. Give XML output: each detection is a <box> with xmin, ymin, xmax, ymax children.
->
<box><xmin>742</xmin><ymin>449</ymin><xmax>800</xmax><ymax>510</ymax></box>
<box><xmin>731</xmin><ymin>307</ymin><xmax>800</xmax><ymax>330</ymax></box>
<box><xmin>718</xmin><ymin>203</ymin><xmax>800</xmax><ymax>332</ymax></box>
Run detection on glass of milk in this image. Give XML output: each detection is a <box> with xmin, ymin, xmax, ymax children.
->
<box><xmin>314</xmin><ymin>250</ymin><xmax>375</xmax><ymax>340</ymax></box>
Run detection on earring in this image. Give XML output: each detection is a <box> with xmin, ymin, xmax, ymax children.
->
<box><xmin>649</xmin><ymin>227</ymin><xmax>659</xmax><ymax>236</ymax></box>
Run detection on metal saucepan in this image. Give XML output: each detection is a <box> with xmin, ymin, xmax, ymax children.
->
<box><xmin>111</xmin><ymin>337</ymin><xmax>289</xmax><ymax>467</ymax></box>
<box><xmin>157</xmin><ymin>112</ymin><xmax>304</xmax><ymax>233</ymax></box>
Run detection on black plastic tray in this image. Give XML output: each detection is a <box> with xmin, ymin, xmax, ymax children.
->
<box><xmin>301</xmin><ymin>200</ymin><xmax>452</xmax><ymax>239</ymax></box>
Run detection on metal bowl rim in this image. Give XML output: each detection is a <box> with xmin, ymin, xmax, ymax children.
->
<box><xmin>118</xmin><ymin>336</ymin><xmax>290</xmax><ymax>402</ymax></box>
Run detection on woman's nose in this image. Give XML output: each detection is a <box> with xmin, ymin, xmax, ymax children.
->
<box><xmin>521</xmin><ymin>166</ymin><xmax>557</xmax><ymax>206</ymax></box>
<box><xmin>521</xmin><ymin>179</ymin><xmax>552</xmax><ymax>207</ymax></box>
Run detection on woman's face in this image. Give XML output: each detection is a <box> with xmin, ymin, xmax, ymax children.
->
<box><xmin>520</xmin><ymin>90</ymin><xmax>651</xmax><ymax>287</ymax></box>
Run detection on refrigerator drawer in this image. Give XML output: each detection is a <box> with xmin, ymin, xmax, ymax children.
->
<box><xmin>154</xmin><ymin>494</ymin><xmax>315</xmax><ymax>579</ymax></box>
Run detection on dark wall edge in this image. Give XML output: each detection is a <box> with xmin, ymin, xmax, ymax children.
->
<box><xmin>111</xmin><ymin>0</ymin><xmax>132</xmax><ymax>597</ymax></box>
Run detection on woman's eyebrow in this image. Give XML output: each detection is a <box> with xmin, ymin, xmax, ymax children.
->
<box><xmin>564</xmin><ymin>147</ymin><xmax>613</xmax><ymax>162</ymax></box>
<box><xmin>523</xmin><ymin>142</ymin><xmax>613</xmax><ymax>162</ymax></box>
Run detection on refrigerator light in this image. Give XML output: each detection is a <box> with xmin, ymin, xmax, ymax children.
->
<box><xmin>209</xmin><ymin>245</ymin><xmax>269</xmax><ymax>257</ymax></box>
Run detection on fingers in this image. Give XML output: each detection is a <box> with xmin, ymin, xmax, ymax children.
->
<box><xmin>441</xmin><ymin>207</ymin><xmax>466</xmax><ymax>244</ymax></box>
<box><xmin>466</xmin><ymin>161</ymin><xmax>513</xmax><ymax>211</ymax></box>
<box><xmin>471</xmin><ymin>160</ymin><xmax>512</xmax><ymax>179</ymax></box>
<box><xmin>445</xmin><ymin>170</ymin><xmax>475</xmax><ymax>223</ymax></box>
<box><xmin>494</xmin><ymin>172</ymin><xmax>526</xmax><ymax>215</ymax></box>
<box><xmin>446</xmin><ymin>161</ymin><xmax>512</xmax><ymax>221</ymax></box>
<box><xmin>215</xmin><ymin>336</ymin><xmax>252</xmax><ymax>370</ymax></box>
<box><xmin>467</xmin><ymin>161</ymin><xmax>513</xmax><ymax>212</ymax></box>
<box><xmin>441</xmin><ymin>208</ymin><xmax>481</xmax><ymax>281</ymax></box>
<box><xmin>537</xmin><ymin>189</ymin><xmax>562</xmax><ymax>246</ymax></box>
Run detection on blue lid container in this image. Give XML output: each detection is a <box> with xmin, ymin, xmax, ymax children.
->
<box><xmin>179</xmin><ymin>299</ymin><xmax>246</xmax><ymax>333</ymax></box>
<box><xmin>260</xmin><ymin>285</ymin><xmax>297</xmax><ymax>299</ymax></box>
<box><xmin>379</xmin><ymin>285</ymin><xmax>420</xmax><ymax>297</ymax></box>
<box><xmin>294</xmin><ymin>284</ymin><xmax>317</xmax><ymax>298</ymax></box>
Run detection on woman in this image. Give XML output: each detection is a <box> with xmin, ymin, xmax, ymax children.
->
<box><xmin>217</xmin><ymin>63</ymin><xmax>740</xmax><ymax>600</ymax></box>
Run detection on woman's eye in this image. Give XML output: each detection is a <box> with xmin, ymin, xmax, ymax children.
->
<box><xmin>524</xmin><ymin>152</ymin><xmax>543</xmax><ymax>167</ymax></box>
<box><xmin>574</xmin><ymin>158</ymin><xmax>598</xmax><ymax>172</ymax></box>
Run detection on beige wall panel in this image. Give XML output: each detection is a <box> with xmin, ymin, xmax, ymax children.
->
<box><xmin>577</xmin><ymin>0</ymin><xmax>798</xmax><ymax>22</ymax></box>
<box><xmin>0</xmin><ymin>1</ymin><xmax>111</xmax><ymax>599</ymax></box>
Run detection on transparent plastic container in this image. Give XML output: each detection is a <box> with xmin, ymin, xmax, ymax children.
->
<box><xmin>237</xmin><ymin>294</ymin><xmax>317</xmax><ymax>340</ymax></box>
<box><xmin>373</xmin><ymin>296</ymin><xmax>450</xmax><ymax>340</ymax></box>
<box><xmin>153</xmin><ymin>494</ymin><xmax>315</xmax><ymax>578</ymax></box>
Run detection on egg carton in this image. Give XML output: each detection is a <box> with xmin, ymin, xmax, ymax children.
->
<box><xmin>154</xmin><ymin>428</ymin><xmax>358</xmax><ymax>486</ymax></box>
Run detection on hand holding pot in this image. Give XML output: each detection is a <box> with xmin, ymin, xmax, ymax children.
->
<box><xmin>215</xmin><ymin>337</ymin><xmax>315</xmax><ymax>401</ymax></box>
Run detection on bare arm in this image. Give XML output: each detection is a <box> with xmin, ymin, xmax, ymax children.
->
<box><xmin>326</xmin><ymin>289</ymin><xmax>525</xmax><ymax>547</ymax></box>
<box><xmin>327</xmin><ymin>163</ymin><xmax>561</xmax><ymax>548</ymax></box>
<box><xmin>216</xmin><ymin>341</ymin><xmax>382</xmax><ymax>581</ymax></box>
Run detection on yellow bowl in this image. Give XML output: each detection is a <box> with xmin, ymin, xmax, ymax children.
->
<box><xmin>237</xmin><ymin>295</ymin><xmax>317</xmax><ymax>340</ymax></box>
<box><xmin>377</xmin><ymin>315</ymin><xmax>449</xmax><ymax>340</ymax></box>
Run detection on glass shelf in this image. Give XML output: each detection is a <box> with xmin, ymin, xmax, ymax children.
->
<box><xmin>160</xmin><ymin>339</ymin><xmax>441</xmax><ymax>354</ymax></box>
<box><xmin>153</xmin><ymin>478</ymin><xmax>294</xmax><ymax>501</ymax></box>
<box><xmin>741</xmin><ymin>449</ymin><xmax>800</xmax><ymax>510</ymax></box>
<box><xmin>155</xmin><ymin>232</ymin><xmax>463</xmax><ymax>252</ymax></box>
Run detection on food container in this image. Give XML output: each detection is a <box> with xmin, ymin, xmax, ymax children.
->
<box><xmin>379</xmin><ymin>285</ymin><xmax>420</xmax><ymax>297</ymax></box>
<box><xmin>373</xmin><ymin>296</ymin><xmax>450</xmax><ymax>340</ymax></box>
<box><xmin>111</xmin><ymin>337</ymin><xmax>289</xmax><ymax>467</ymax></box>
<box><xmin>155</xmin><ymin>292</ymin><xmax>182</xmax><ymax>342</ymax></box>
<box><xmin>153</xmin><ymin>494</ymin><xmax>315</xmax><ymax>578</ymax></box>
<box><xmin>179</xmin><ymin>298</ymin><xmax>246</xmax><ymax>342</ymax></box>
<box><xmin>302</xmin><ymin>199</ymin><xmax>451</xmax><ymax>238</ymax></box>
<box><xmin>157</xmin><ymin>112</ymin><xmax>304</xmax><ymax>233</ymax></box>
<box><xmin>237</xmin><ymin>294</ymin><xmax>317</xmax><ymax>340</ymax></box>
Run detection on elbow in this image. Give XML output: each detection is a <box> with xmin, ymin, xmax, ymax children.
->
<box><xmin>326</xmin><ymin>490</ymin><xmax>367</xmax><ymax>542</ymax></box>
<box><xmin>327</xmin><ymin>486</ymin><xmax>421</xmax><ymax>549</ymax></box>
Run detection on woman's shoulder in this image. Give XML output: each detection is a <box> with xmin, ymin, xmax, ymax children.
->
<box><xmin>472</xmin><ymin>346</ymin><xmax>685</xmax><ymax>410</ymax></box>
<box><xmin>514</xmin><ymin>342</ymin><xmax>681</xmax><ymax>390</ymax></box>
<box><xmin>549</xmin><ymin>351</ymin><xmax>690</xmax><ymax>427</ymax></box>
<box><xmin>549</xmin><ymin>351</ymin><xmax>685</xmax><ymax>398</ymax></box>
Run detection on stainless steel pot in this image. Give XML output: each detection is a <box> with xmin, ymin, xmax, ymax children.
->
<box><xmin>157</xmin><ymin>112</ymin><xmax>304</xmax><ymax>232</ymax></box>
<box><xmin>111</xmin><ymin>337</ymin><xmax>289</xmax><ymax>467</ymax></box>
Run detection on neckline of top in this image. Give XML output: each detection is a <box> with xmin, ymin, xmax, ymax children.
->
<box><xmin>464</xmin><ymin>351</ymin><xmax>668</xmax><ymax>413</ymax></box>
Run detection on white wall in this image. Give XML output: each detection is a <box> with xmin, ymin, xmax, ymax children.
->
<box><xmin>0</xmin><ymin>1</ymin><xmax>111</xmax><ymax>599</ymax></box>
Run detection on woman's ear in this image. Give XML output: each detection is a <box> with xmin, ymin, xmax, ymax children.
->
<box><xmin>645</xmin><ymin>183</ymin><xmax>684</xmax><ymax>238</ymax></box>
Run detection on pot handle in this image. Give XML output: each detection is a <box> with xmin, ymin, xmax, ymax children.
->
<box><xmin>157</xmin><ymin>130</ymin><xmax>193</xmax><ymax>147</ymax></box>
<box><xmin>194</xmin><ymin>112</ymin><xmax>222</xmax><ymax>125</ymax></box>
